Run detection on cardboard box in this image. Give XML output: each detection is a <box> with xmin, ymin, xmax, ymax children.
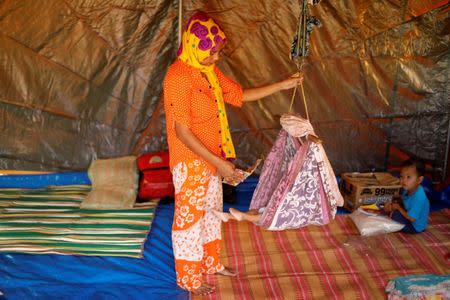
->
<box><xmin>340</xmin><ymin>172</ymin><xmax>402</xmax><ymax>211</ymax></box>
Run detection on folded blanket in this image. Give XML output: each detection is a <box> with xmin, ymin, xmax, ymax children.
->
<box><xmin>386</xmin><ymin>274</ymin><xmax>450</xmax><ymax>300</ymax></box>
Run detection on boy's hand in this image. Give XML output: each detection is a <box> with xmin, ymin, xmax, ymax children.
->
<box><xmin>391</xmin><ymin>202</ymin><xmax>401</xmax><ymax>211</ymax></box>
<box><xmin>384</xmin><ymin>202</ymin><xmax>392</xmax><ymax>213</ymax></box>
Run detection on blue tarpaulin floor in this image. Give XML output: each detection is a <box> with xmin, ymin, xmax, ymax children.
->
<box><xmin>0</xmin><ymin>172</ymin><xmax>257</xmax><ymax>300</ymax></box>
<box><xmin>0</xmin><ymin>196</ymin><xmax>186</xmax><ymax>300</ymax></box>
<box><xmin>0</xmin><ymin>172</ymin><xmax>448</xmax><ymax>299</ymax></box>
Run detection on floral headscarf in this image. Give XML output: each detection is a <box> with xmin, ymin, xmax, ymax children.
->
<box><xmin>177</xmin><ymin>11</ymin><xmax>236</xmax><ymax>159</ymax></box>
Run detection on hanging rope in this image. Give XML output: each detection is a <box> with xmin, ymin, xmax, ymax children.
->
<box><xmin>300</xmin><ymin>82</ymin><xmax>309</xmax><ymax>119</ymax></box>
<box><xmin>289</xmin><ymin>86</ymin><xmax>297</xmax><ymax>113</ymax></box>
<box><xmin>289</xmin><ymin>82</ymin><xmax>309</xmax><ymax>119</ymax></box>
<box><xmin>289</xmin><ymin>0</ymin><xmax>321</xmax><ymax>120</ymax></box>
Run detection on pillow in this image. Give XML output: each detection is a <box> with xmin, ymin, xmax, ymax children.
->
<box><xmin>80</xmin><ymin>156</ymin><xmax>138</xmax><ymax>209</ymax></box>
<box><xmin>87</xmin><ymin>155</ymin><xmax>138</xmax><ymax>188</ymax></box>
<box><xmin>349</xmin><ymin>208</ymin><xmax>405</xmax><ymax>236</ymax></box>
<box><xmin>82</xmin><ymin>188</ymin><xmax>137</xmax><ymax>209</ymax></box>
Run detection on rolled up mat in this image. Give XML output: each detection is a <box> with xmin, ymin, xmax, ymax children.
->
<box><xmin>0</xmin><ymin>172</ymin><xmax>91</xmax><ymax>188</ymax></box>
<box><xmin>0</xmin><ymin>170</ymin><xmax>51</xmax><ymax>175</ymax></box>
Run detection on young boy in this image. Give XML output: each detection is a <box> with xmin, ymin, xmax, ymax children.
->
<box><xmin>384</xmin><ymin>158</ymin><xmax>430</xmax><ymax>233</ymax></box>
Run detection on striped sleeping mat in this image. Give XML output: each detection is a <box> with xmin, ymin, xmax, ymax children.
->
<box><xmin>198</xmin><ymin>209</ymin><xmax>450</xmax><ymax>299</ymax></box>
<box><xmin>0</xmin><ymin>185</ymin><xmax>158</xmax><ymax>258</ymax></box>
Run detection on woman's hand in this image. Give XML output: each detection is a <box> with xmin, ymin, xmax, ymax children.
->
<box><xmin>278</xmin><ymin>72</ymin><xmax>304</xmax><ymax>90</ymax></box>
<box><xmin>217</xmin><ymin>159</ymin><xmax>244</xmax><ymax>183</ymax></box>
<box><xmin>243</xmin><ymin>72</ymin><xmax>305</xmax><ymax>102</ymax></box>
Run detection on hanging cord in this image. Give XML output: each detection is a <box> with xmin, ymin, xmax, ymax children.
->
<box><xmin>289</xmin><ymin>0</ymin><xmax>310</xmax><ymax>120</ymax></box>
<box><xmin>288</xmin><ymin>85</ymin><xmax>297</xmax><ymax>113</ymax></box>
<box><xmin>289</xmin><ymin>60</ymin><xmax>309</xmax><ymax>120</ymax></box>
<box><xmin>300</xmin><ymin>81</ymin><xmax>309</xmax><ymax>120</ymax></box>
<box><xmin>288</xmin><ymin>81</ymin><xmax>310</xmax><ymax>120</ymax></box>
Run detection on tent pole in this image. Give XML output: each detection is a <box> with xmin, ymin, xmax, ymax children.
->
<box><xmin>442</xmin><ymin>54</ymin><xmax>450</xmax><ymax>181</ymax></box>
<box><xmin>443</xmin><ymin>114</ymin><xmax>450</xmax><ymax>181</ymax></box>
<box><xmin>384</xmin><ymin>0</ymin><xmax>408</xmax><ymax>171</ymax></box>
<box><xmin>178</xmin><ymin>0</ymin><xmax>182</xmax><ymax>45</ymax></box>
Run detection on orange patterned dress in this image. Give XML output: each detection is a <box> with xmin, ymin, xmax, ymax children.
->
<box><xmin>163</xmin><ymin>59</ymin><xmax>242</xmax><ymax>291</ymax></box>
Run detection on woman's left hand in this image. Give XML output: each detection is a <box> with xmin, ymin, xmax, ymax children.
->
<box><xmin>278</xmin><ymin>72</ymin><xmax>304</xmax><ymax>90</ymax></box>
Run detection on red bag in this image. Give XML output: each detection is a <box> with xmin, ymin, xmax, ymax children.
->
<box><xmin>137</xmin><ymin>152</ymin><xmax>170</xmax><ymax>171</ymax></box>
<box><xmin>139</xmin><ymin>169</ymin><xmax>174</xmax><ymax>199</ymax></box>
<box><xmin>137</xmin><ymin>152</ymin><xmax>174</xmax><ymax>199</ymax></box>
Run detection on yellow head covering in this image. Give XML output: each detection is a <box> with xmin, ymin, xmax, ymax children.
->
<box><xmin>177</xmin><ymin>12</ymin><xmax>236</xmax><ymax>159</ymax></box>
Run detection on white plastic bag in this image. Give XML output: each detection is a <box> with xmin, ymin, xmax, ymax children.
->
<box><xmin>350</xmin><ymin>208</ymin><xmax>405</xmax><ymax>236</ymax></box>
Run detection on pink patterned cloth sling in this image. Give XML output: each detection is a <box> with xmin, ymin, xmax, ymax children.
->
<box><xmin>250</xmin><ymin>113</ymin><xmax>344</xmax><ymax>230</ymax></box>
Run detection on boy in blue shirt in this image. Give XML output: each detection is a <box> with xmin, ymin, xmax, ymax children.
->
<box><xmin>385</xmin><ymin>158</ymin><xmax>430</xmax><ymax>233</ymax></box>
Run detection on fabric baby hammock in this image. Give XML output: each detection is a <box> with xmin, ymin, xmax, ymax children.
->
<box><xmin>250</xmin><ymin>113</ymin><xmax>344</xmax><ymax>231</ymax></box>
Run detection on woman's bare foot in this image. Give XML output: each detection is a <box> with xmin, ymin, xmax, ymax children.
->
<box><xmin>212</xmin><ymin>210</ymin><xmax>235</xmax><ymax>222</ymax></box>
<box><xmin>229</xmin><ymin>208</ymin><xmax>244</xmax><ymax>221</ymax></box>
<box><xmin>229</xmin><ymin>208</ymin><xmax>261</xmax><ymax>223</ymax></box>
<box><xmin>217</xmin><ymin>266</ymin><xmax>238</xmax><ymax>277</ymax></box>
<box><xmin>191</xmin><ymin>283</ymin><xmax>215</xmax><ymax>295</ymax></box>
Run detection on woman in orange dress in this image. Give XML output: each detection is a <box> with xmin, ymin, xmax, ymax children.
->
<box><xmin>163</xmin><ymin>11</ymin><xmax>303</xmax><ymax>295</ymax></box>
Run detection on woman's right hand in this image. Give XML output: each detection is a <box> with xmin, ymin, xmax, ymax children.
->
<box><xmin>217</xmin><ymin>159</ymin><xmax>244</xmax><ymax>183</ymax></box>
<box><xmin>278</xmin><ymin>72</ymin><xmax>304</xmax><ymax>90</ymax></box>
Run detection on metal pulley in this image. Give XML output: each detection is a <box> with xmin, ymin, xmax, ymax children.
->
<box><xmin>290</xmin><ymin>0</ymin><xmax>322</xmax><ymax>69</ymax></box>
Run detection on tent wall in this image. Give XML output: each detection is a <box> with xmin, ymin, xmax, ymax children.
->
<box><xmin>0</xmin><ymin>1</ymin><xmax>449</xmax><ymax>179</ymax></box>
<box><xmin>0</xmin><ymin>0</ymin><xmax>178</xmax><ymax>170</ymax></box>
